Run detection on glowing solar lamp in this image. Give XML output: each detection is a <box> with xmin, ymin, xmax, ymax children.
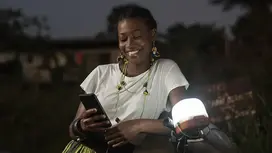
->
<box><xmin>171</xmin><ymin>98</ymin><xmax>209</xmax><ymax>136</ymax></box>
<box><xmin>164</xmin><ymin>98</ymin><xmax>235</xmax><ymax>153</ymax></box>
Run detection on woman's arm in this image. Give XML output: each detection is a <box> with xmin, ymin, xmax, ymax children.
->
<box><xmin>138</xmin><ymin>87</ymin><xmax>185</xmax><ymax>135</ymax></box>
<box><xmin>137</xmin><ymin>119</ymin><xmax>170</xmax><ymax>135</ymax></box>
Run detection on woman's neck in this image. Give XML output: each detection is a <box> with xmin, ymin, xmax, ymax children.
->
<box><xmin>122</xmin><ymin>60</ymin><xmax>151</xmax><ymax>77</ymax></box>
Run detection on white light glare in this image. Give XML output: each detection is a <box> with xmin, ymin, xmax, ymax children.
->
<box><xmin>172</xmin><ymin>98</ymin><xmax>209</xmax><ymax>127</ymax></box>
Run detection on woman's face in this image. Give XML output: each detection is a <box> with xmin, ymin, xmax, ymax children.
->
<box><xmin>118</xmin><ymin>18</ymin><xmax>153</xmax><ymax>65</ymax></box>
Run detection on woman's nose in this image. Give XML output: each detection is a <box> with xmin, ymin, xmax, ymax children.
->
<box><xmin>127</xmin><ymin>37</ymin><xmax>134</xmax><ymax>47</ymax></box>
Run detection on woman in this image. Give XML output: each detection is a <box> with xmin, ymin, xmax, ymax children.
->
<box><xmin>65</xmin><ymin>4</ymin><xmax>189</xmax><ymax>153</ymax></box>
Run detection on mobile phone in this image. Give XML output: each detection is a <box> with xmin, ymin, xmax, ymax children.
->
<box><xmin>79</xmin><ymin>93</ymin><xmax>112</xmax><ymax>127</ymax></box>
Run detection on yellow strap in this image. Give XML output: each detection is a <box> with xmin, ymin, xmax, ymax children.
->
<box><xmin>62</xmin><ymin>140</ymin><xmax>96</xmax><ymax>153</ymax></box>
<box><xmin>77</xmin><ymin>145</ymin><xmax>96</xmax><ymax>153</ymax></box>
<box><xmin>62</xmin><ymin>140</ymin><xmax>73</xmax><ymax>153</ymax></box>
<box><xmin>75</xmin><ymin>144</ymin><xmax>83</xmax><ymax>152</ymax></box>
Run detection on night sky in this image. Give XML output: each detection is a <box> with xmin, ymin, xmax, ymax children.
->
<box><xmin>1</xmin><ymin>0</ymin><xmax>244</xmax><ymax>38</ymax></box>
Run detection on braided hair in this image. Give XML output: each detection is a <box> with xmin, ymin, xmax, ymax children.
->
<box><xmin>109</xmin><ymin>4</ymin><xmax>157</xmax><ymax>31</ymax></box>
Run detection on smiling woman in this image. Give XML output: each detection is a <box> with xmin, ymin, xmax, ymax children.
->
<box><xmin>62</xmin><ymin>4</ymin><xmax>189</xmax><ymax>153</ymax></box>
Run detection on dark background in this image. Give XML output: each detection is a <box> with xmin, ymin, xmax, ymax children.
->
<box><xmin>0</xmin><ymin>1</ymin><xmax>272</xmax><ymax>153</ymax></box>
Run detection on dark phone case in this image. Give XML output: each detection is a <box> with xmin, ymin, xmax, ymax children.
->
<box><xmin>79</xmin><ymin>94</ymin><xmax>135</xmax><ymax>153</ymax></box>
<box><xmin>79</xmin><ymin>93</ymin><xmax>112</xmax><ymax>127</ymax></box>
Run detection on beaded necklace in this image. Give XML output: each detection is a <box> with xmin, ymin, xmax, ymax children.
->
<box><xmin>113</xmin><ymin>60</ymin><xmax>154</xmax><ymax>120</ymax></box>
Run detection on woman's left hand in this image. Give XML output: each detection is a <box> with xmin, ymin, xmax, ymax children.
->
<box><xmin>104</xmin><ymin>119</ymin><xmax>142</xmax><ymax>148</ymax></box>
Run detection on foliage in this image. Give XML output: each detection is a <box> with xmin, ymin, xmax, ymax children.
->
<box><xmin>164</xmin><ymin>23</ymin><xmax>225</xmax><ymax>54</ymax></box>
<box><xmin>209</xmin><ymin>0</ymin><xmax>272</xmax><ymax>152</ymax></box>
<box><xmin>162</xmin><ymin>23</ymin><xmax>226</xmax><ymax>84</ymax></box>
<box><xmin>0</xmin><ymin>8</ymin><xmax>50</xmax><ymax>51</ymax></box>
<box><xmin>210</xmin><ymin>0</ymin><xmax>272</xmax><ymax>11</ymax></box>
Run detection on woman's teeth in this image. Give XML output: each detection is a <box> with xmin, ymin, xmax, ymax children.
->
<box><xmin>128</xmin><ymin>50</ymin><xmax>138</xmax><ymax>56</ymax></box>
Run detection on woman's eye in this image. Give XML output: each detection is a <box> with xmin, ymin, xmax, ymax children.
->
<box><xmin>133</xmin><ymin>31</ymin><xmax>142</xmax><ymax>39</ymax></box>
<box><xmin>119</xmin><ymin>37</ymin><xmax>127</xmax><ymax>42</ymax></box>
<box><xmin>134</xmin><ymin>35</ymin><xmax>141</xmax><ymax>39</ymax></box>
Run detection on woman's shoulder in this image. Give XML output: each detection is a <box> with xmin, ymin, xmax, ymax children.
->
<box><xmin>156</xmin><ymin>58</ymin><xmax>178</xmax><ymax>69</ymax></box>
<box><xmin>94</xmin><ymin>63</ymin><xmax>118</xmax><ymax>72</ymax></box>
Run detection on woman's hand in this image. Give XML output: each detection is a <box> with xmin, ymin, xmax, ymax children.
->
<box><xmin>80</xmin><ymin>108</ymin><xmax>111</xmax><ymax>132</ymax></box>
<box><xmin>104</xmin><ymin>119</ymin><xmax>142</xmax><ymax>148</ymax></box>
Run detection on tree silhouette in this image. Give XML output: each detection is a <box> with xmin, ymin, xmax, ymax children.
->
<box><xmin>209</xmin><ymin>1</ymin><xmax>272</xmax><ymax>152</ymax></box>
<box><xmin>210</xmin><ymin>0</ymin><xmax>272</xmax><ymax>51</ymax></box>
<box><xmin>162</xmin><ymin>23</ymin><xmax>226</xmax><ymax>84</ymax></box>
<box><xmin>210</xmin><ymin>0</ymin><xmax>272</xmax><ymax>12</ymax></box>
<box><xmin>0</xmin><ymin>8</ymin><xmax>50</xmax><ymax>51</ymax></box>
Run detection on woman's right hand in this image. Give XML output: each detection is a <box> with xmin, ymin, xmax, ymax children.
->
<box><xmin>80</xmin><ymin>108</ymin><xmax>111</xmax><ymax>132</ymax></box>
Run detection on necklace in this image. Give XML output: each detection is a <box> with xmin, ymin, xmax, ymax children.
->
<box><xmin>113</xmin><ymin>61</ymin><xmax>153</xmax><ymax>121</ymax></box>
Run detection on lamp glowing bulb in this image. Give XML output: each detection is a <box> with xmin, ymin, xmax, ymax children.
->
<box><xmin>172</xmin><ymin>98</ymin><xmax>209</xmax><ymax>134</ymax></box>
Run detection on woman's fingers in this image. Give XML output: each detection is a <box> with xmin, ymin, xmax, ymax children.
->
<box><xmin>82</xmin><ymin>108</ymin><xmax>97</xmax><ymax>118</ymax></box>
<box><xmin>87</xmin><ymin>120</ymin><xmax>111</xmax><ymax>129</ymax></box>
<box><xmin>82</xmin><ymin>114</ymin><xmax>106</xmax><ymax>124</ymax></box>
<box><xmin>105</xmin><ymin>126</ymin><xmax>119</xmax><ymax>135</ymax></box>
<box><xmin>105</xmin><ymin>131</ymin><xmax>128</xmax><ymax>147</ymax></box>
<box><xmin>112</xmin><ymin>140</ymin><xmax>128</xmax><ymax>148</ymax></box>
<box><xmin>105</xmin><ymin>132</ymin><xmax>123</xmax><ymax>141</ymax></box>
<box><xmin>80</xmin><ymin>113</ymin><xmax>111</xmax><ymax>132</ymax></box>
<box><xmin>107</xmin><ymin>136</ymin><xmax>128</xmax><ymax>147</ymax></box>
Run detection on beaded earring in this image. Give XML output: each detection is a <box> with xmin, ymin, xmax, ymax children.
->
<box><xmin>117</xmin><ymin>54</ymin><xmax>129</xmax><ymax>64</ymax></box>
<box><xmin>117</xmin><ymin>54</ymin><xmax>124</xmax><ymax>62</ymax></box>
<box><xmin>152</xmin><ymin>41</ymin><xmax>160</xmax><ymax>58</ymax></box>
<box><xmin>151</xmin><ymin>41</ymin><xmax>160</xmax><ymax>66</ymax></box>
<box><xmin>151</xmin><ymin>29</ymin><xmax>160</xmax><ymax>63</ymax></box>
